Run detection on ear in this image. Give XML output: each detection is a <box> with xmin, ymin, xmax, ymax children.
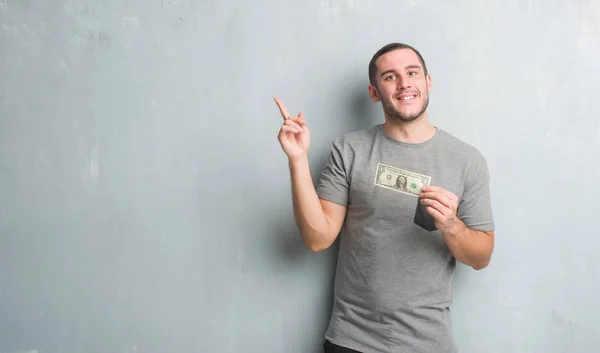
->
<box><xmin>426</xmin><ymin>74</ymin><xmax>432</xmax><ymax>93</ymax></box>
<box><xmin>368</xmin><ymin>84</ymin><xmax>381</xmax><ymax>102</ymax></box>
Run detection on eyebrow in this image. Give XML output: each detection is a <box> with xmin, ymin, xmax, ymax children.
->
<box><xmin>380</xmin><ymin>65</ymin><xmax>423</xmax><ymax>77</ymax></box>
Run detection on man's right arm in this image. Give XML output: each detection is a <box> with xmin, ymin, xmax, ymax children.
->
<box><xmin>274</xmin><ymin>97</ymin><xmax>347</xmax><ymax>251</ymax></box>
<box><xmin>289</xmin><ymin>157</ymin><xmax>347</xmax><ymax>252</ymax></box>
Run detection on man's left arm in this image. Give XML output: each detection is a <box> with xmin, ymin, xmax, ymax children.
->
<box><xmin>420</xmin><ymin>153</ymin><xmax>495</xmax><ymax>270</ymax></box>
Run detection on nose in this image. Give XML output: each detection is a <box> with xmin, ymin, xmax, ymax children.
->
<box><xmin>396</xmin><ymin>74</ymin><xmax>411</xmax><ymax>90</ymax></box>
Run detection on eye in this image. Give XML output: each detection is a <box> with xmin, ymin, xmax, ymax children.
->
<box><xmin>408</xmin><ymin>71</ymin><xmax>417</xmax><ymax>76</ymax></box>
<box><xmin>385</xmin><ymin>74</ymin><xmax>396</xmax><ymax>80</ymax></box>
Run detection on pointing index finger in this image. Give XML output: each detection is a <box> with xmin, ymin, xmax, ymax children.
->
<box><xmin>274</xmin><ymin>97</ymin><xmax>291</xmax><ymax>121</ymax></box>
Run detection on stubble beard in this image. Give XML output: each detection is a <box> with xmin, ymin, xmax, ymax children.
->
<box><xmin>381</xmin><ymin>91</ymin><xmax>429</xmax><ymax>123</ymax></box>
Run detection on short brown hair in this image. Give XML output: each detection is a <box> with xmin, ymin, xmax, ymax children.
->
<box><xmin>368</xmin><ymin>43</ymin><xmax>428</xmax><ymax>86</ymax></box>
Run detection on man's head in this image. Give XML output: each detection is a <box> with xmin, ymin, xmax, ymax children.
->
<box><xmin>396</xmin><ymin>175</ymin><xmax>407</xmax><ymax>189</ymax></box>
<box><xmin>368</xmin><ymin>43</ymin><xmax>432</xmax><ymax>123</ymax></box>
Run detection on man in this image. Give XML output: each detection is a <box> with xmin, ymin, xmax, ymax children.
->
<box><xmin>395</xmin><ymin>175</ymin><xmax>408</xmax><ymax>193</ymax></box>
<box><xmin>274</xmin><ymin>42</ymin><xmax>495</xmax><ymax>353</ymax></box>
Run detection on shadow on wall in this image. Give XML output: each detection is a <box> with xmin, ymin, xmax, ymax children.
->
<box><xmin>245</xmin><ymin>79</ymin><xmax>377</xmax><ymax>329</ymax></box>
<box><xmin>266</xmin><ymin>78</ymin><xmax>379</xmax><ymax>267</ymax></box>
<box><xmin>267</xmin><ymin>145</ymin><xmax>340</xmax><ymax>266</ymax></box>
<box><xmin>270</xmin><ymin>208</ymin><xmax>341</xmax><ymax>268</ymax></box>
<box><xmin>348</xmin><ymin>80</ymin><xmax>382</xmax><ymax>132</ymax></box>
<box><xmin>220</xmin><ymin>80</ymin><xmax>382</xmax><ymax>349</ymax></box>
<box><xmin>260</xmin><ymin>185</ymin><xmax>340</xmax><ymax>337</ymax></box>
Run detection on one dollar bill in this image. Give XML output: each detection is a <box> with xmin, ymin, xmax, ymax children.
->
<box><xmin>374</xmin><ymin>163</ymin><xmax>431</xmax><ymax>197</ymax></box>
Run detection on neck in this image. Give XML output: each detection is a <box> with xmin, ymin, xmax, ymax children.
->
<box><xmin>382</xmin><ymin>112</ymin><xmax>436</xmax><ymax>144</ymax></box>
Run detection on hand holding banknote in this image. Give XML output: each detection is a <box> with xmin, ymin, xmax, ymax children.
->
<box><xmin>419</xmin><ymin>186</ymin><xmax>460</xmax><ymax>234</ymax></box>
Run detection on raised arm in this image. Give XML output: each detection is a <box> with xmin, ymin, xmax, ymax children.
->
<box><xmin>275</xmin><ymin>97</ymin><xmax>347</xmax><ymax>252</ymax></box>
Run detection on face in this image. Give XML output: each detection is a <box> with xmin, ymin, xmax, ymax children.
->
<box><xmin>368</xmin><ymin>49</ymin><xmax>432</xmax><ymax>123</ymax></box>
<box><xmin>397</xmin><ymin>176</ymin><xmax>407</xmax><ymax>188</ymax></box>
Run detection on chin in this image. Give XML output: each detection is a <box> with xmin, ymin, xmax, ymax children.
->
<box><xmin>391</xmin><ymin>115</ymin><xmax>420</xmax><ymax>123</ymax></box>
<box><xmin>389</xmin><ymin>108</ymin><xmax>422</xmax><ymax>122</ymax></box>
<box><xmin>382</xmin><ymin>97</ymin><xmax>428</xmax><ymax>123</ymax></box>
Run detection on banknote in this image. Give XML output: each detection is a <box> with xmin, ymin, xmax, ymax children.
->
<box><xmin>374</xmin><ymin>163</ymin><xmax>431</xmax><ymax>196</ymax></box>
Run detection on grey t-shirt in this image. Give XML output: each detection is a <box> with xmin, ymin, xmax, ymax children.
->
<box><xmin>316</xmin><ymin>124</ymin><xmax>495</xmax><ymax>353</ymax></box>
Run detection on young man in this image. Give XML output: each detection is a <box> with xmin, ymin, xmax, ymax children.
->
<box><xmin>274</xmin><ymin>43</ymin><xmax>495</xmax><ymax>353</ymax></box>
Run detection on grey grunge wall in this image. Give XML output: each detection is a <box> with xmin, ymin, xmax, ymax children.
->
<box><xmin>1</xmin><ymin>0</ymin><xmax>599</xmax><ymax>352</ymax></box>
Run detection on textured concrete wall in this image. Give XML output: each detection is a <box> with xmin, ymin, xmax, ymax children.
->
<box><xmin>1</xmin><ymin>0</ymin><xmax>599</xmax><ymax>352</ymax></box>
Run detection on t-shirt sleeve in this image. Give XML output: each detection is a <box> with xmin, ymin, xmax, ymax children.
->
<box><xmin>457</xmin><ymin>151</ymin><xmax>495</xmax><ymax>232</ymax></box>
<box><xmin>315</xmin><ymin>139</ymin><xmax>350</xmax><ymax>207</ymax></box>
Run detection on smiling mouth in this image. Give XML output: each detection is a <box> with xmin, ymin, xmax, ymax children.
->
<box><xmin>396</xmin><ymin>94</ymin><xmax>418</xmax><ymax>101</ymax></box>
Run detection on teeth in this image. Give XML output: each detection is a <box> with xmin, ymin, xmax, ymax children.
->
<box><xmin>400</xmin><ymin>96</ymin><xmax>414</xmax><ymax>100</ymax></box>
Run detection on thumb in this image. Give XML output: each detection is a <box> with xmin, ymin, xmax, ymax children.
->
<box><xmin>298</xmin><ymin>112</ymin><xmax>307</xmax><ymax>125</ymax></box>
